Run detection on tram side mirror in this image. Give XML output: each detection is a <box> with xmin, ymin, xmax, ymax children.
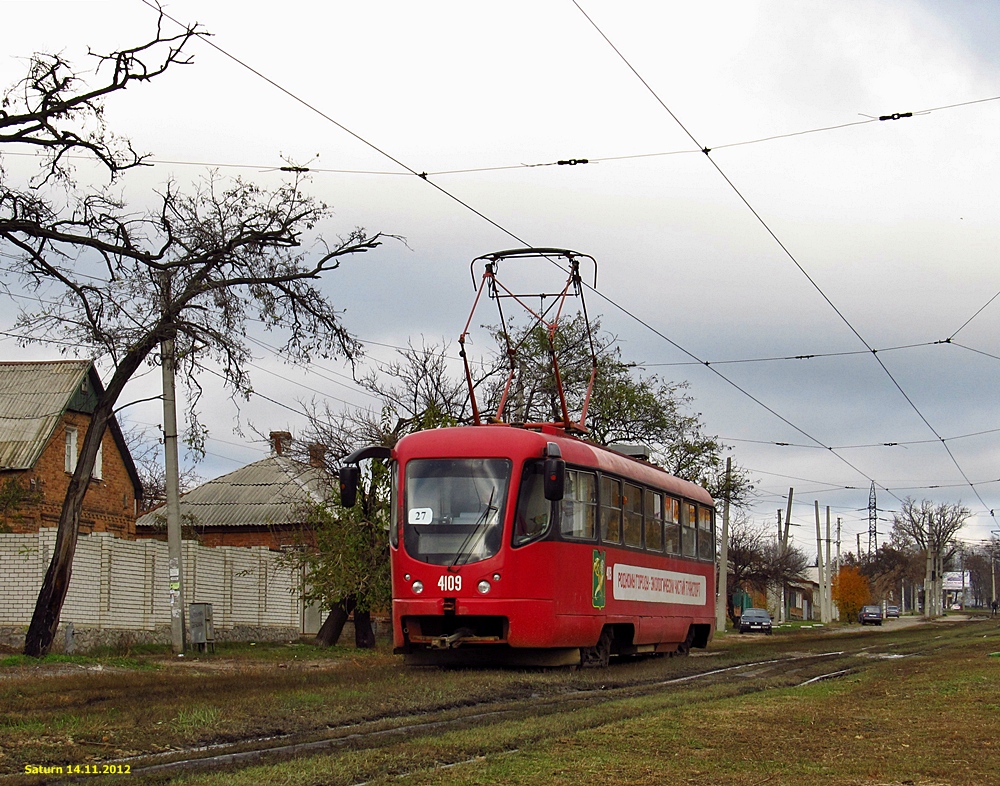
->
<box><xmin>543</xmin><ymin>457</ymin><xmax>565</xmax><ymax>501</ymax></box>
<box><xmin>339</xmin><ymin>465</ymin><xmax>360</xmax><ymax>508</ymax></box>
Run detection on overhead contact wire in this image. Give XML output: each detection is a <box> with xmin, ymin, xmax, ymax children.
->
<box><xmin>569</xmin><ymin>0</ymin><xmax>991</xmax><ymax>516</ymax></box>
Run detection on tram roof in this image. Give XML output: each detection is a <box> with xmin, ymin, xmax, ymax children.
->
<box><xmin>394</xmin><ymin>425</ymin><xmax>715</xmax><ymax>507</ymax></box>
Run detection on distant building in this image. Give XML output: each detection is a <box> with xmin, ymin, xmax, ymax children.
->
<box><xmin>136</xmin><ymin>431</ymin><xmax>333</xmax><ymax>550</ymax></box>
<box><xmin>0</xmin><ymin>360</ymin><xmax>143</xmax><ymax>538</ymax></box>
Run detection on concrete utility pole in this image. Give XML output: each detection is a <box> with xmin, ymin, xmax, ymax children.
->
<box><xmin>825</xmin><ymin>506</ymin><xmax>833</xmax><ymax>622</ymax></box>
<box><xmin>715</xmin><ymin>457</ymin><xmax>731</xmax><ymax>634</ymax></box>
<box><xmin>960</xmin><ymin>545</ymin><xmax>966</xmax><ymax>608</ymax></box>
<box><xmin>991</xmin><ymin>535</ymin><xmax>998</xmax><ymax>609</ymax></box>
<box><xmin>782</xmin><ymin>489</ymin><xmax>794</xmax><ymax>550</ymax></box>
<box><xmin>779</xmin><ymin>488</ymin><xmax>794</xmax><ymax>623</ymax></box>
<box><xmin>834</xmin><ymin>516</ymin><xmax>842</xmax><ymax>620</ymax></box>
<box><xmin>836</xmin><ymin>517</ymin><xmax>842</xmax><ymax>571</ymax></box>
<box><xmin>814</xmin><ymin>501</ymin><xmax>826</xmax><ymax>623</ymax></box>
<box><xmin>161</xmin><ymin>336</ymin><xmax>186</xmax><ymax>654</ymax></box>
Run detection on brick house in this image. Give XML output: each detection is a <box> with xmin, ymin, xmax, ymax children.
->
<box><xmin>136</xmin><ymin>431</ymin><xmax>333</xmax><ymax>550</ymax></box>
<box><xmin>0</xmin><ymin>359</ymin><xmax>143</xmax><ymax>538</ymax></box>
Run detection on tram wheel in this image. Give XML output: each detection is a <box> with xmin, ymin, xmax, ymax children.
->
<box><xmin>674</xmin><ymin>627</ymin><xmax>696</xmax><ymax>657</ymax></box>
<box><xmin>581</xmin><ymin>627</ymin><xmax>613</xmax><ymax>668</ymax></box>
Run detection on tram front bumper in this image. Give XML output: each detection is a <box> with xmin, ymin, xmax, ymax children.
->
<box><xmin>395</xmin><ymin>598</ymin><xmax>581</xmax><ymax>650</ymax></box>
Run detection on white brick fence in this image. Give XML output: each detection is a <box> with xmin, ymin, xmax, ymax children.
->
<box><xmin>0</xmin><ymin>531</ymin><xmax>319</xmax><ymax>650</ymax></box>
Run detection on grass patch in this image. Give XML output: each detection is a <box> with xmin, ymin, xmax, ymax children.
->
<box><xmin>3</xmin><ymin>620</ymin><xmax>996</xmax><ymax>784</ymax></box>
<box><xmin>156</xmin><ymin>621</ymin><xmax>1000</xmax><ymax>786</ymax></box>
<box><xmin>170</xmin><ymin>706</ymin><xmax>222</xmax><ymax>736</ymax></box>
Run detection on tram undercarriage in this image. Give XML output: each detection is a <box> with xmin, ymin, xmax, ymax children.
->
<box><xmin>398</xmin><ymin>613</ymin><xmax>710</xmax><ymax>667</ymax></box>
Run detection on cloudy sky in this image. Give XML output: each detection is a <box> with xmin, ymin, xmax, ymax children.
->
<box><xmin>3</xmin><ymin>1</ymin><xmax>1000</xmax><ymax>557</ymax></box>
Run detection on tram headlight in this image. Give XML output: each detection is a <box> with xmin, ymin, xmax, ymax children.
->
<box><xmin>477</xmin><ymin>580</ymin><xmax>491</xmax><ymax>594</ymax></box>
<box><xmin>492</xmin><ymin>573</ymin><xmax>501</xmax><ymax>581</ymax></box>
<box><xmin>412</xmin><ymin>580</ymin><xmax>424</xmax><ymax>594</ymax></box>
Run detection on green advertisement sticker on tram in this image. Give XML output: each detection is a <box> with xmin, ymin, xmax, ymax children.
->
<box><xmin>592</xmin><ymin>549</ymin><xmax>606</xmax><ymax>609</ymax></box>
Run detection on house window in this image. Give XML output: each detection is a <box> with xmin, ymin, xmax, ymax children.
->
<box><xmin>92</xmin><ymin>440</ymin><xmax>103</xmax><ymax>480</ymax></box>
<box><xmin>65</xmin><ymin>427</ymin><xmax>78</xmax><ymax>473</ymax></box>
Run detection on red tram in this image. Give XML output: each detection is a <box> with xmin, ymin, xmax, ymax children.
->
<box><xmin>341</xmin><ymin>423</ymin><xmax>716</xmax><ymax>666</ymax></box>
<box><xmin>339</xmin><ymin>248</ymin><xmax>716</xmax><ymax>666</ymax></box>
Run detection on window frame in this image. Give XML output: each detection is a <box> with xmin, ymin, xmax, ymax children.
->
<box><xmin>643</xmin><ymin>489</ymin><xmax>664</xmax><ymax>553</ymax></box>
<box><xmin>681</xmin><ymin>502</ymin><xmax>698</xmax><ymax>558</ymax></box>
<box><xmin>554</xmin><ymin>467</ymin><xmax>714</xmax><ymax>561</ymax></box>
<box><xmin>599</xmin><ymin>476</ymin><xmax>623</xmax><ymax>545</ymax></box>
<box><xmin>559</xmin><ymin>468</ymin><xmax>598</xmax><ymax>542</ymax></box>
<box><xmin>622</xmin><ymin>482</ymin><xmax>643</xmax><ymax>548</ymax></box>
<box><xmin>512</xmin><ymin>461</ymin><xmax>555</xmax><ymax>548</ymax></box>
<box><xmin>64</xmin><ymin>426</ymin><xmax>78</xmax><ymax>474</ymax></box>
<box><xmin>697</xmin><ymin>505</ymin><xmax>715</xmax><ymax>561</ymax></box>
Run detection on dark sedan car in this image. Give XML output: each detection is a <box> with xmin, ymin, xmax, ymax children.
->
<box><xmin>739</xmin><ymin>608</ymin><xmax>773</xmax><ymax>634</ymax></box>
<box><xmin>859</xmin><ymin>605</ymin><xmax>883</xmax><ymax>625</ymax></box>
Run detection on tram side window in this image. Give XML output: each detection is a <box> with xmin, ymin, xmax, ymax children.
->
<box><xmin>600</xmin><ymin>476</ymin><xmax>622</xmax><ymax>544</ymax></box>
<box><xmin>698</xmin><ymin>506</ymin><xmax>715</xmax><ymax>561</ymax></box>
<box><xmin>513</xmin><ymin>462</ymin><xmax>553</xmax><ymax>547</ymax></box>
<box><xmin>560</xmin><ymin>469</ymin><xmax>597</xmax><ymax>540</ymax></box>
<box><xmin>623</xmin><ymin>483</ymin><xmax>643</xmax><ymax>547</ymax></box>
<box><xmin>644</xmin><ymin>490</ymin><xmax>664</xmax><ymax>552</ymax></box>
<box><xmin>664</xmin><ymin>497</ymin><xmax>680</xmax><ymax>554</ymax></box>
<box><xmin>682</xmin><ymin>502</ymin><xmax>698</xmax><ymax>558</ymax></box>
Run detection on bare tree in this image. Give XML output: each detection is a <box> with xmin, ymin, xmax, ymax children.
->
<box><xmin>891</xmin><ymin>499</ymin><xmax>970</xmax><ymax>618</ymax></box>
<box><xmin>1</xmin><ymin>23</ymin><xmax>386</xmax><ymax>656</ymax></box>
<box><xmin>723</xmin><ymin>514</ymin><xmax>769</xmax><ymax>622</ymax></box>
<box><xmin>355</xmin><ymin>339</ymin><xmax>473</xmax><ymax>440</ymax></box>
<box><xmin>761</xmin><ymin>539</ymin><xmax>809</xmax><ymax>597</ymax></box>
<box><xmin>0</xmin><ymin>13</ymin><xmax>198</xmax><ymax>185</ymax></box>
<box><xmin>121</xmin><ymin>422</ymin><xmax>201</xmax><ymax>512</ymax></box>
<box><xmin>288</xmin><ymin>342</ymin><xmax>471</xmax><ymax>647</ymax></box>
<box><xmin>855</xmin><ymin>543</ymin><xmax>923</xmax><ymax>609</ymax></box>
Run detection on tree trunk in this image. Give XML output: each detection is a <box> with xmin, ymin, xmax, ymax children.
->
<box><xmin>315</xmin><ymin>596</ymin><xmax>355</xmax><ymax>647</ymax></box>
<box><xmin>23</xmin><ymin>406</ymin><xmax>111</xmax><ymax>657</ymax></box>
<box><xmin>353</xmin><ymin>608</ymin><xmax>376</xmax><ymax>649</ymax></box>
<box><xmin>23</xmin><ymin>350</ymin><xmax>152</xmax><ymax>657</ymax></box>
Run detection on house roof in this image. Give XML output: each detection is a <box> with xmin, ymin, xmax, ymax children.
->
<box><xmin>136</xmin><ymin>454</ymin><xmax>333</xmax><ymax>530</ymax></box>
<box><xmin>0</xmin><ymin>359</ymin><xmax>143</xmax><ymax>497</ymax></box>
<box><xmin>0</xmin><ymin>360</ymin><xmax>92</xmax><ymax>469</ymax></box>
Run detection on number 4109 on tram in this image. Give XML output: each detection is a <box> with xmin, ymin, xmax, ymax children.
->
<box><xmin>339</xmin><ymin>422</ymin><xmax>717</xmax><ymax>667</ymax></box>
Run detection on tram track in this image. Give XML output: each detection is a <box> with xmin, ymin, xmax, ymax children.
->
<box><xmin>110</xmin><ymin>639</ymin><xmax>926</xmax><ymax>783</ymax></box>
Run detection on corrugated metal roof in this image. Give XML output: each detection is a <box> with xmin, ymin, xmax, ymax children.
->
<box><xmin>0</xmin><ymin>360</ymin><xmax>92</xmax><ymax>470</ymax></box>
<box><xmin>136</xmin><ymin>455</ymin><xmax>334</xmax><ymax>529</ymax></box>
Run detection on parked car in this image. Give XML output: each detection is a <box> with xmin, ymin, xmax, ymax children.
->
<box><xmin>859</xmin><ymin>605</ymin><xmax>883</xmax><ymax>626</ymax></box>
<box><xmin>885</xmin><ymin>605</ymin><xmax>900</xmax><ymax>618</ymax></box>
<box><xmin>739</xmin><ymin>608</ymin><xmax>773</xmax><ymax>635</ymax></box>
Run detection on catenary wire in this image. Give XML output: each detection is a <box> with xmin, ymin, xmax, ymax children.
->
<box><xmin>116</xmin><ymin>1</ymin><xmax>965</xmax><ymax>505</ymax></box>
<box><xmin>569</xmin><ymin>0</ymin><xmax>994</xmax><ymax>520</ymax></box>
<box><xmin>72</xmin><ymin>1</ymin><xmax>986</xmax><ymax>522</ymax></box>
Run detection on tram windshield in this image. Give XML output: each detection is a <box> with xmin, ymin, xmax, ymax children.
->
<box><xmin>403</xmin><ymin>458</ymin><xmax>511</xmax><ymax>565</ymax></box>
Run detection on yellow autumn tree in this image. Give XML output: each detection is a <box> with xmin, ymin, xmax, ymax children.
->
<box><xmin>832</xmin><ymin>565</ymin><xmax>871</xmax><ymax>623</ymax></box>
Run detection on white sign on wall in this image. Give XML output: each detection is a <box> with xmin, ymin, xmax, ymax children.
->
<box><xmin>612</xmin><ymin>563</ymin><xmax>706</xmax><ymax>605</ymax></box>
